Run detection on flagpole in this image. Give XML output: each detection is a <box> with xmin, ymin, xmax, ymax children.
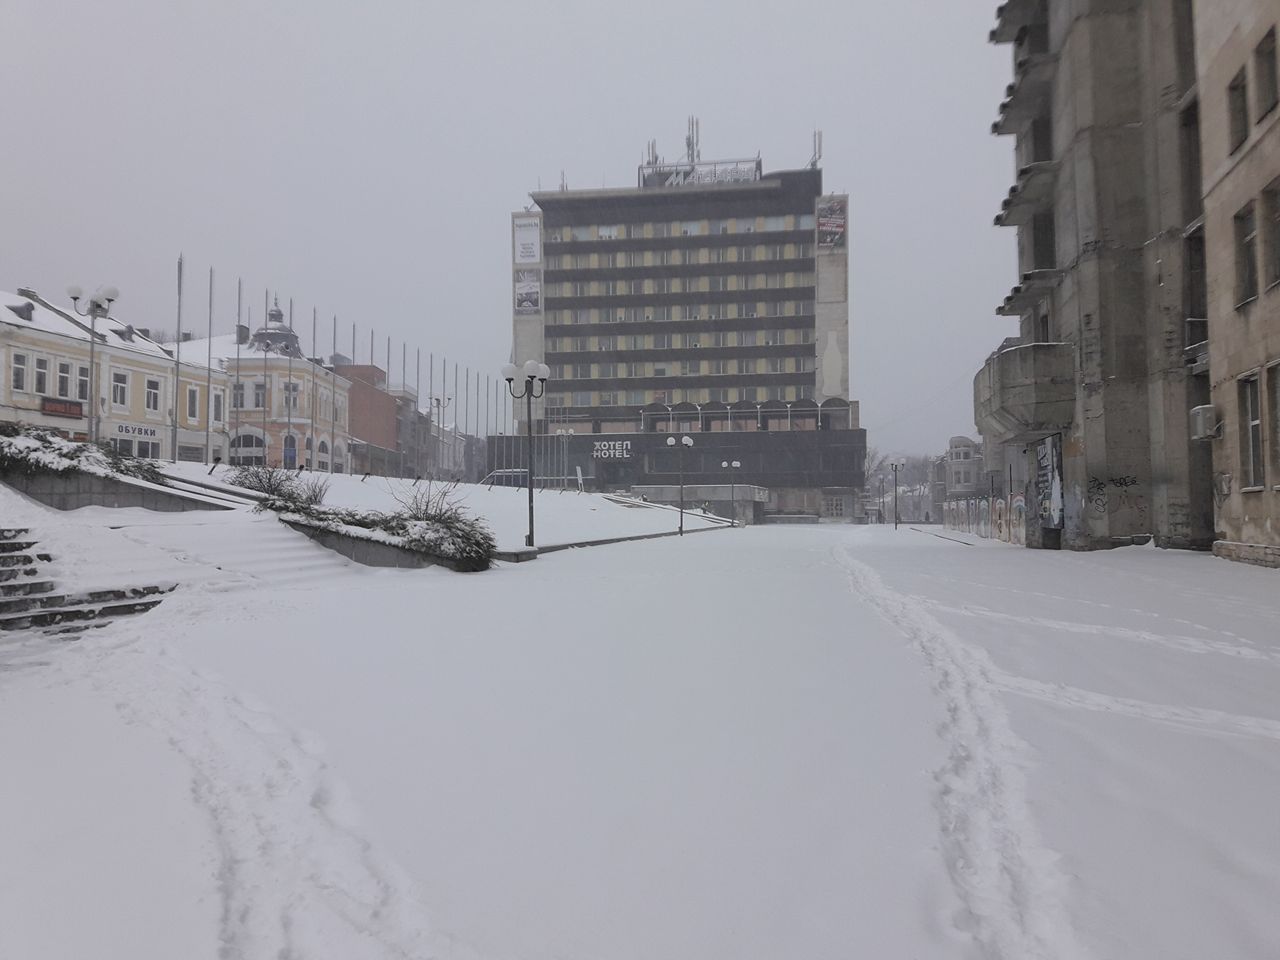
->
<box><xmin>204</xmin><ymin>267</ymin><xmax>214</xmax><ymax>463</ymax></box>
<box><xmin>310</xmin><ymin>306</ymin><xmax>317</xmax><ymax>471</ymax></box>
<box><xmin>233</xmin><ymin>278</ymin><xmax>242</xmax><ymax>462</ymax></box>
<box><xmin>171</xmin><ymin>254</ymin><xmax>183</xmax><ymax>462</ymax></box>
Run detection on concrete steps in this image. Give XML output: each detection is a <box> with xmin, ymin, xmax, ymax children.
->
<box><xmin>0</xmin><ymin>529</ymin><xmax>175</xmax><ymax>637</ymax></box>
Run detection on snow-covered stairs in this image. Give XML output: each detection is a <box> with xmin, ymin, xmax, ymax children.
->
<box><xmin>111</xmin><ymin>513</ymin><xmax>356</xmax><ymax>588</ymax></box>
<box><xmin>0</xmin><ymin>528</ymin><xmax>175</xmax><ymax>636</ymax></box>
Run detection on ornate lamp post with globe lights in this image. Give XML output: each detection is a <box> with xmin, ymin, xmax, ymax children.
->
<box><xmin>66</xmin><ymin>284</ymin><xmax>119</xmax><ymax>446</ymax></box>
<box><xmin>502</xmin><ymin>360</ymin><xmax>550</xmax><ymax>547</ymax></box>
<box><xmin>721</xmin><ymin>458</ymin><xmax>741</xmax><ymax>526</ymax></box>
<box><xmin>667</xmin><ymin>433</ymin><xmax>694</xmax><ymax>535</ymax></box>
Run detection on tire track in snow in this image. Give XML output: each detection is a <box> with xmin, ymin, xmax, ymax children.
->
<box><xmin>914</xmin><ymin>599</ymin><xmax>1276</xmax><ymax>663</ymax></box>
<box><xmin>990</xmin><ymin>672</ymin><xmax>1280</xmax><ymax>742</ymax></box>
<box><xmin>835</xmin><ymin>546</ymin><xmax>1091</xmax><ymax>960</ymax></box>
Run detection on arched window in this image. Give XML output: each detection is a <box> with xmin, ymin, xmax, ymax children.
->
<box><xmin>332</xmin><ymin>442</ymin><xmax>345</xmax><ymax>474</ymax></box>
<box><xmin>230</xmin><ymin>434</ymin><xmax>264</xmax><ymax>449</ymax></box>
<box><xmin>283</xmin><ymin>434</ymin><xmax>297</xmax><ymax>468</ymax></box>
<box><xmin>318</xmin><ymin>440</ymin><xmax>329</xmax><ymax>455</ymax></box>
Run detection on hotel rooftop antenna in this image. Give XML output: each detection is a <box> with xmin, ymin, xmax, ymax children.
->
<box><xmin>685</xmin><ymin>116</ymin><xmax>701</xmax><ymax>163</ymax></box>
<box><xmin>810</xmin><ymin>129</ymin><xmax>824</xmax><ymax>168</ymax></box>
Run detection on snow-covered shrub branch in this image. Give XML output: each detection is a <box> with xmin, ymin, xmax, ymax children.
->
<box><xmin>0</xmin><ymin>424</ymin><xmax>168</xmax><ymax>485</ymax></box>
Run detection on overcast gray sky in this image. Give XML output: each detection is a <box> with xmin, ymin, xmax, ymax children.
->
<box><xmin>2</xmin><ymin>0</ymin><xmax>1015</xmax><ymax>455</ymax></box>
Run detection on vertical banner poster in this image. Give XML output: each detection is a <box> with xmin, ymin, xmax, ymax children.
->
<box><xmin>1035</xmin><ymin>434</ymin><xmax>1064</xmax><ymax>529</ymax></box>
<box><xmin>514</xmin><ymin>270</ymin><xmax>541</xmax><ymax>314</ymax></box>
<box><xmin>816</xmin><ymin>196</ymin><xmax>847</xmax><ymax>248</ymax></box>
<box><xmin>513</xmin><ymin>216</ymin><xmax>542</xmax><ymax>264</ymax></box>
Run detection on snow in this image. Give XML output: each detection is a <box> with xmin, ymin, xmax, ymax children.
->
<box><xmin>1</xmin><ymin>289</ymin><xmax>174</xmax><ymax>360</ymax></box>
<box><xmin>160</xmin><ymin>462</ymin><xmax>723</xmax><ymax>550</ymax></box>
<box><xmin>2</xmin><ymin>489</ymin><xmax>1279</xmax><ymax>960</ymax></box>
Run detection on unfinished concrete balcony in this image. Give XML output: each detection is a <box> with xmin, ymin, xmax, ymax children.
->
<box><xmin>974</xmin><ymin>340</ymin><xmax>1075</xmax><ymax>444</ymax></box>
<box><xmin>994</xmin><ymin>161</ymin><xmax>1058</xmax><ymax>226</ymax></box>
<box><xmin>996</xmin><ymin>268</ymin><xmax>1061</xmax><ymax>316</ymax></box>
<box><xmin>989</xmin><ymin>0</ymin><xmax>1046</xmax><ymax>44</ymax></box>
<box><xmin>992</xmin><ymin>53</ymin><xmax>1057</xmax><ymax>135</ymax></box>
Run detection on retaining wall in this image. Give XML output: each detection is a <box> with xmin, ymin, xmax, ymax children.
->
<box><xmin>2</xmin><ymin>470</ymin><xmax>230</xmax><ymax>512</ymax></box>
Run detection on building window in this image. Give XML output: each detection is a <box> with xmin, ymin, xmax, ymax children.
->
<box><xmin>253</xmin><ymin>382</ymin><xmax>266</xmax><ymax>408</ymax></box>
<box><xmin>709</xmin><ymin>360</ymin><xmax>728</xmax><ymax>375</ymax></box>
<box><xmin>572</xmin><ymin>391</ymin><xmax>592</xmax><ymax>406</ymax></box>
<box><xmin>599</xmin><ymin>363</ymin><xmax>617</xmax><ymax>378</ymax></box>
<box><xmin>187</xmin><ymin>385</ymin><xmax>199</xmax><ymax>420</ymax></box>
<box><xmin>136</xmin><ymin>440</ymin><xmax>160</xmax><ymax>459</ymax></box>
<box><xmin>1258</xmin><ymin>29</ymin><xmax>1279</xmax><ymax>119</ymax></box>
<box><xmin>740</xmin><ymin>359</ymin><xmax>757</xmax><ymax>374</ymax></box>
<box><xmin>767</xmin><ymin>357</ymin><xmax>784</xmax><ymax>374</ymax></box>
<box><xmin>598</xmin><ymin>225</ymin><xmax>619</xmax><ymax>240</ymax></box>
<box><xmin>680</xmin><ymin>221</ymin><xmax>700</xmax><ymax>236</ymax></box>
<box><xmin>626</xmin><ymin>224</ymin><xmax>645</xmax><ymax>239</ymax></box>
<box><xmin>112</xmin><ymin>371</ymin><xmax>128</xmax><ymax>408</ymax></box>
<box><xmin>654</xmin><ymin>333</ymin><xmax>672</xmax><ymax>349</ymax></box>
<box><xmin>10</xmin><ymin>352</ymin><xmax>27</xmax><ymax>392</ymax></box>
<box><xmin>798</xmin><ymin>213</ymin><xmax>816</xmax><ymax>229</ymax></box>
<box><xmin>798</xmin><ymin>385</ymin><xmax>814</xmax><ymax>400</ymax></box>
<box><xmin>684</xmin><ymin>332</ymin><xmax>701</xmax><ymax>348</ymax></box>
<box><xmin>680</xmin><ymin>360</ymin><xmax>699</xmax><ymax>376</ymax></box>
<box><xmin>599</xmin><ymin>391</ymin><xmax>616</xmax><ymax>405</ymax></box>
<box><xmin>738</xmin><ymin>302</ymin><xmax>756</xmax><ymax>318</ymax></box>
<box><xmin>145</xmin><ymin>378</ymin><xmax>161</xmax><ymax>412</ymax></box>
<box><xmin>738</xmin><ymin>246</ymin><xmax>754</xmax><ymax>263</ymax></box>
<box><xmin>56</xmin><ymin>362</ymin><xmax>71</xmax><ymax>398</ymax></box>
<box><xmin>1270</xmin><ymin>365</ymin><xmax>1280</xmax><ymax>477</ymax></box>
<box><xmin>1236</xmin><ymin>202</ymin><xmax>1260</xmax><ymax>304</ymax></box>
<box><xmin>739</xmin><ymin>331</ymin><xmax>757</xmax><ymax>346</ymax></box>
<box><xmin>800</xmin><ymin>328</ymin><xmax>814</xmax><ymax>344</ymax></box>
<box><xmin>706</xmin><ymin>304</ymin><xmax>725</xmax><ymax>320</ymax></box>
<box><xmin>710</xmin><ymin>219</ymin><xmax>729</xmax><ymax>234</ymax></box>
<box><xmin>1240</xmin><ymin>374</ymin><xmax>1265</xmax><ymax>487</ymax></box>
<box><xmin>34</xmin><ymin>357</ymin><xmax>49</xmax><ymax>395</ymax></box>
<box><xmin>598</xmin><ymin>335</ymin><xmax>616</xmax><ymax>351</ymax></box>
<box><xmin>213</xmin><ymin>391</ymin><xmax>224</xmax><ymax>423</ymax></box>
<box><xmin>1229</xmin><ymin>68</ymin><xmax>1250</xmax><ymax>152</ymax></box>
<box><xmin>233</xmin><ymin>382</ymin><xmax>245</xmax><ymax>409</ymax></box>
<box><xmin>627</xmin><ymin>389</ymin><xmax>645</xmax><ymax>405</ymax></box>
<box><xmin>602</xmin><ymin>280</ymin><xmax>618</xmax><ymax>295</ymax></box>
<box><xmin>742</xmin><ymin>387</ymin><xmax>758</xmax><ymax>402</ymax></box>
<box><xmin>1263</xmin><ymin>181</ymin><xmax>1280</xmax><ymax>290</ymax></box>
<box><xmin>653</xmin><ymin>223</ymin><xmax>670</xmax><ymax>238</ymax></box>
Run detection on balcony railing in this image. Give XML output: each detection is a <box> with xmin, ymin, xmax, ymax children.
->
<box><xmin>996</xmin><ymin>269</ymin><xmax>1062</xmax><ymax>316</ymax></box>
<box><xmin>989</xmin><ymin>0</ymin><xmax>1044</xmax><ymax>44</ymax></box>
<box><xmin>992</xmin><ymin>53</ymin><xmax>1057</xmax><ymax>135</ymax></box>
<box><xmin>994</xmin><ymin>161</ymin><xmax>1058</xmax><ymax>226</ymax></box>
<box><xmin>974</xmin><ymin>340</ymin><xmax>1075</xmax><ymax>444</ymax></box>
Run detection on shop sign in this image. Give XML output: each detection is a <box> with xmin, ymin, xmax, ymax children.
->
<box><xmin>592</xmin><ymin>440</ymin><xmax>632</xmax><ymax>460</ymax></box>
<box><xmin>116</xmin><ymin>423</ymin><xmax>160</xmax><ymax>438</ymax></box>
<box><xmin>40</xmin><ymin>397</ymin><xmax>84</xmax><ymax>419</ymax></box>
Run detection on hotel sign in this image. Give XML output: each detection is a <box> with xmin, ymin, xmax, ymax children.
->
<box><xmin>639</xmin><ymin>159</ymin><xmax>762</xmax><ymax>189</ymax></box>
<box><xmin>40</xmin><ymin>397</ymin><xmax>84</xmax><ymax>419</ymax></box>
<box><xmin>592</xmin><ymin>440</ymin><xmax>632</xmax><ymax>460</ymax></box>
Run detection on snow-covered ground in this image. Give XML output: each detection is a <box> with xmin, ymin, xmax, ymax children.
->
<box><xmin>160</xmin><ymin>462</ymin><xmax>723</xmax><ymax>550</ymax></box>
<box><xmin>2</xmin><ymin>484</ymin><xmax>1279</xmax><ymax>960</ymax></box>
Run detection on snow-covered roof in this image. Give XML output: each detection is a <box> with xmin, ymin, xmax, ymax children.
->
<box><xmin>166</xmin><ymin>333</ymin><xmax>352</xmax><ymax>386</ymax></box>
<box><xmin>1</xmin><ymin>289</ymin><xmax>175</xmax><ymax>362</ymax></box>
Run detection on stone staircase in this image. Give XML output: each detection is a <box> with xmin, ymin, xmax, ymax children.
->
<box><xmin>0</xmin><ymin>528</ymin><xmax>175</xmax><ymax>637</ymax></box>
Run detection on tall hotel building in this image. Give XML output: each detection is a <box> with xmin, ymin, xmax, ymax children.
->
<box><xmin>505</xmin><ymin>147</ymin><xmax>866</xmax><ymax>519</ymax></box>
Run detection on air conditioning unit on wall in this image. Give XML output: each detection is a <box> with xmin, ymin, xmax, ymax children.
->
<box><xmin>1190</xmin><ymin>404</ymin><xmax>1221</xmax><ymax>440</ymax></box>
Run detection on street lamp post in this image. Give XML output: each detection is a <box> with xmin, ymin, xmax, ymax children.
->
<box><xmin>721</xmin><ymin>459</ymin><xmax>741</xmax><ymax>526</ymax></box>
<box><xmin>503</xmin><ymin>360</ymin><xmax>549</xmax><ymax>547</ymax></box>
<box><xmin>430</xmin><ymin>396</ymin><xmax>452</xmax><ymax>478</ymax></box>
<box><xmin>890</xmin><ymin>458</ymin><xmax>906</xmax><ymax>530</ymax></box>
<box><xmin>67</xmin><ymin>285</ymin><xmax>119</xmax><ymax>446</ymax></box>
<box><xmin>667</xmin><ymin>434</ymin><xmax>693</xmax><ymax>535</ymax></box>
<box><xmin>555</xmin><ymin>427</ymin><xmax>574</xmax><ymax>491</ymax></box>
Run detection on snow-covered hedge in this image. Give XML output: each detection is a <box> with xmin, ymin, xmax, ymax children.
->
<box><xmin>0</xmin><ymin>424</ymin><xmax>168</xmax><ymax>486</ymax></box>
<box><xmin>253</xmin><ymin>481</ymin><xmax>495</xmax><ymax>571</ymax></box>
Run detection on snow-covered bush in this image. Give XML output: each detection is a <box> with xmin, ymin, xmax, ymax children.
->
<box><xmin>227</xmin><ymin>465</ymin><xmax>299</xmax><ymax>498</ymax></box>
<box><xmin>253</xmin><ymin>480</ymin><xmax>495</xmax><ymax>571</ymax></box>
<box><xmin>0</xmin><ymin>424</ymin><xmax>168</xmax><ymax>485</ymax></box>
